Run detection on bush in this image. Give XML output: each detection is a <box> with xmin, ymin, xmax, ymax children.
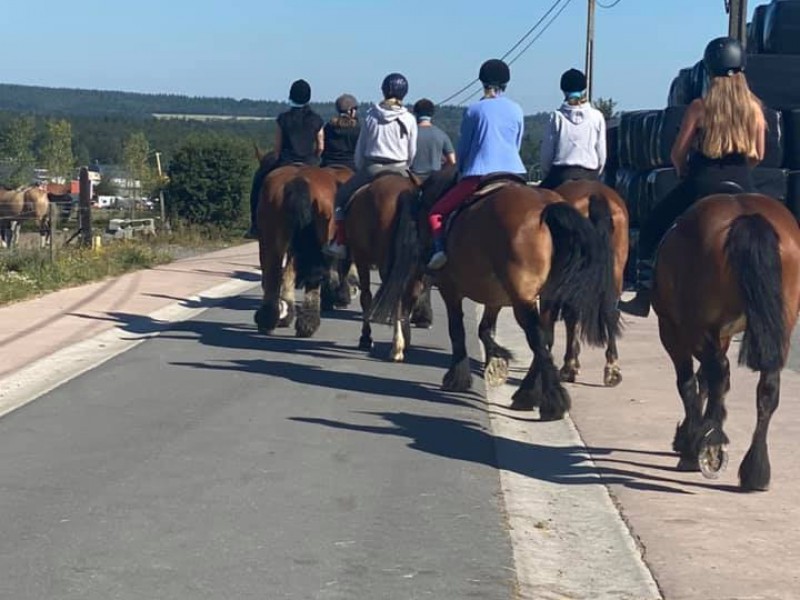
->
<box><xmin>165</xmin><ymin>134</ymin><xmax>252</xmax><ymax>227</ymax></box>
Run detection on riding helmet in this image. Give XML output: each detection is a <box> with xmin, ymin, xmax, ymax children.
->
<box><xmin>413</xmin><ymin>98</ymin><xmax>436</xmax><ymax>118</ymax></box>
<box><xmin>479</xmin><ymin>59</ymin><xmax>511</xmax><ymax>88</ymax></box>
<box><xmin>703</xmin><ymin>36</ymin><xmax>746</xmax><ymax>77</ymax></box>
<box><xmin>381</xmin><ymin>73</ymin><xmax>409</xmax><ymax>100</ymax></box>
<box><xmin>289</xmin><ymin>79</ymin><xmax>311</xmax><ymax>105</ymax></box>
<box><xmin>560</xmin><ymin>69</ymin><xmax>587</xmax><ymax>94</ymax></box>
<box><xmin>335</xmin><ymin>93</ymin><xmax>358</xmax><ymax>113</ymax></box>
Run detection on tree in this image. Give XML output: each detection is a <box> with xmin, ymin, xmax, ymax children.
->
<box><xmin>122</xmin><ymin>131</ymin><xmax>153</xmax><ymax>197</ymax></box>
<box><xmin>94</xmin><ymin>177</ymin><xmax>118</xmax><ymax>197</ymax></box>
<box><xmin>166</xmin><ymin>134</ymin><xmax>251</xmax><ymax>227</ymax></box>
<box><xmin>0</xmin><ymin>115</ymin><xmax>36</xmax><ymax>187</ymax></box>
<box><xmin>593</xmin><ymin>97</ymin><xmax>619</xmax><ymax>121</ymax></box>
<box><xmin>40</xmin><ymin>119</ymin><xmax>75</xmax><ymax>182</ymax></box>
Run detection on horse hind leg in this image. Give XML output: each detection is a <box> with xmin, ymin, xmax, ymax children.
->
<box><xmin>603</xmin><ymin>308</ymin><xmax>622</xmax><ymax>387</ymax></box>
<box><xmin>357</xmin><ymin>263</ymin><xmax>373</xmax><ymax>350</ymax></box>
<box><xmin>255</xmin><ymin>252</ymin><xmax>283</xmax><ymax>335</ymax></box>
<box><xmin>479</xmin><ymin>305</ymin><xmax>513</xmax><ymax>388</ymax></box>
<box><xmin>278</xmin><ymin>255</ymin><xmax>296</xmax><ymax>328</ymax></box>
<box><xmin>441</xmin><ymin>290</ymin><xmax>472</xmax><ymax>392</ymax></box>
<box><xmin>559</xmin><ymin>307</ymin><xmax>581</xmax><ymax>384</ymax></box>
<box><xmin>693</xmin><ymin>345</ymin><xmax>731</xmax><ymax>479</ymax></box>
<box><xmin>510</xmin><ymin>302</ymin><xmax>570</xmax><ymax>421</ymax></box>
<box><xmin>296</xmin><ymin>283</ymin><xmax>322</xmax><ymax>338</ymax></box>
<box><xmin>738</xmin><ymin>369</ymin><xmax>780</xmax><ymax>491</ymax></box>
<box><xmin>410</xmin><ymin>279</ymin><xmax>433</xmax><ymax>329</ymax></box>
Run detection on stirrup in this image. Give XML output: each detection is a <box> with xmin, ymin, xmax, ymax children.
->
<box><xmin>324</xmin><ymin>241</ymin><xmax>347</xmax><ymax>259</ymax></box>
<box><xmin>427</xmin><ymin>251</ymin><xmax>448</xmax><ymax>270</ymax></box>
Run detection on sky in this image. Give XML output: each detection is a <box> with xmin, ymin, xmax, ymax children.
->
<box><xmin>1</xmin><ymin>0</ymin><xmax>761</xmax><ymax>114</ymax></box>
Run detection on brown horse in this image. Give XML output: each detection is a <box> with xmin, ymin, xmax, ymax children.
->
<box><xmin>653</xmin><ymin>192</ymin><xmax>800</xmax><ymax>490</ymax></box>
<box><xmin>254</xmin><ymin>164</ymin><xmax>353</xmax><ymax>338</ymax></box>
<box><xmin>370</xmin><ymin>169</ymin><xmax>619</xmax><ymax>420</ymax></box>
<box><xmin>545</xmin><ymin>179</ymin><xmax>629</xmax><ymax>387</ymax></box>
<box><xmin>0</xmin><ymin>185</ymin><xmax>51</xmax><ymax>248</ymax></box>
<box><xmin>340</xmin><ymin>172</ymin><xmax>432</xmax><ymax>361</ymax></box>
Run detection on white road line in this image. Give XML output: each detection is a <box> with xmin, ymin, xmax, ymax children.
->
<box><xmin>483</xmin><ymin>308</ymin><xmax>662</xmax><ymax>600</ymax></box>
<box><xmin>0</xmin><ymin>278</ymin><xmax>258</xmax><ymax>420</ymax></box>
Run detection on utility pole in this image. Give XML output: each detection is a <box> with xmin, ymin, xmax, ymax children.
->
<box><xmin>727</xmin><ymin>0</ymin><xmax>748</xmax><ymax>45</ymax></box>
<box><xmin>585</xmin><ymin>0</ymin><xmax>596</xmax><ymax>101</ymax></box>
<box><xmin>154</xmin><ymin>151</ymin><xmax>167</xmax><ymax>231</ymax></box>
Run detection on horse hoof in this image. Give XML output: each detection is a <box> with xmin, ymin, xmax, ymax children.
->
<box><xmin>559</xmin><ymin>366</ymin><xmax>578</xmax><ymax>384</ymax></box>
<box><xmin>676</xmin><ymin>456</ymin><xmax>701</xmax><ymax>472</ymax></box>
<box><xmin>390</xmin><ymin>351</ymin><xmax>405</xmax><ymax>363</ymax></box>
<box><xmin>358</xmin><ymin>336</ymin><xmax>373</xmax><ymax>350</ymax></box>
<box><xmin>442</xmin><ymin>370</ymin><xmax>472</xmax><ymax>392</ymax></box>
<box><xmin>603</xmin><ymin>367</ymin><xmax>623</xmax><ymax>387</ymax></box>
<box><xmin>412</xmin><ymin>320</ymin><xmax>432</xmax><ymax>329</ymax></box>
<box><xmin>484</xmin><ymin>357</ymin><xmax>509</xmax><ymax>388</ymax></box>
<box><xmin>509</xmin><ymin>387</ymin><xmax>539</xmax><ymax>411</ymax></box>
<box><xmin>698</xmin><ymin>431</ymin><xmax>729</xmax><ymax>479</ymax></box>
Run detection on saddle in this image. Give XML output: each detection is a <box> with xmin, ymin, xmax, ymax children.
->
<box><xmin>343</xmin><ymin>170</ymin><xmax>412</xmax><ymax>212</ymax></box>
<box><xmin>444</xmin><ymin>172</ymin><xmax>528</xmax><ymax>234</ymax></box>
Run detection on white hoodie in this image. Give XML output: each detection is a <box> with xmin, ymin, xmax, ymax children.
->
<box><xmin>354</xmin><ymin>102</ymin><xmax>418</xmax><ymax>170</ymax></box>
<box><xmin>540</xmin><ymin>101</ymin><xmax>607</xmax><ymax>175</ymax></box>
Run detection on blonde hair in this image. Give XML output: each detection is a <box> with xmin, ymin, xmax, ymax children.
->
<box><xmin>701</xmin><ymin>72</ymin><xmax>764</xmax><ymax>160</ymax></box>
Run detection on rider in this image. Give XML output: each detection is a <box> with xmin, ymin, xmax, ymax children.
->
<box><xmin>426</xmin><ymin>58</ymin><xmax>525</xmax><ymax>271</ymax></box>
<box><xmin>324</xmin><ymin>73</ymin><xmax>418</xmax><ymax>259</ymax></box>
<box><xmin>538</xmin><ymin>68</ymin><xmax>607</xmax><ymax>189</ymax></box>
<box><xmin>620</xmin><ymin>36</ymin><xmax>766</xmax><ymax>317</ymax></box>
<box><xmin>244</xmin><ymin>79</ymin><xmax>325</xmax><ymax>238</ymax></box>
<box><xmin>321</xmin><ymin>94</ymin><xmax>360</xmax><ymax>170</ymax></box>
<box><xmin>410</xmin><ymin>98</ymin><xmax>456</xmax><ymax>181</ymax></box>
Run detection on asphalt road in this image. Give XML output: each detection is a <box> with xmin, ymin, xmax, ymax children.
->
<box><xmin>0</xmin><ymin>289</ymin><xmax>517</xmax><ymax>600</ymax></box>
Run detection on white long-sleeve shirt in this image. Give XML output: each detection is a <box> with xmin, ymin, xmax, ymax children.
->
<box><xmin>354</xmin><ymin>102</ymin><xmax>418</xmax><ymax>170</ymax></box>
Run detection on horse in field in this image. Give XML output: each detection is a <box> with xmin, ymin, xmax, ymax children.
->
<box><xmin>652</xmin><ymin>191</ymin><xmax>800</xmax><ymax>491</ymax></box>
<box><xmin>0</xmin><ymin>185</ymin><xmax>51</xmax><ymax>249</ymax></box>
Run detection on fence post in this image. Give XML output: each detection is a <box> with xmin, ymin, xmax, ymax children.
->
<box><xmin>49</xmin><ymin>201</ymin><xmax>56</xmax><ymax>263</ymax></box>
<box><xmin>79</xmin><ymin>167</ymin><xmax>93</xmax><ymax>247</ymax></box>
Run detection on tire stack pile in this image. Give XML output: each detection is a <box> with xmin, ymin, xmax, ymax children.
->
<box><xmin>610</xmin><ymin>0</ymin><xmax>800</xmax><ymax>283</ymax></box>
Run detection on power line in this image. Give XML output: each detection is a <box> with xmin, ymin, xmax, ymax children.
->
<box><xmin>438</xmin><ymin>0</ymin><xmax>567</xmax><ymax>105</ymax></box>
<box><xmin>508</xmin><ymin>0</ymin><xmax>576</xmax><ymax>66</ymax></box>
<box><xmin>597</xmin><ymin>0</ymin><xmax>622</xmax><ymax>7</ymax></box>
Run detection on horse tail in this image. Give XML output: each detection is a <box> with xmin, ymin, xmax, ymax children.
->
<box><xmin>283</xmin><ymin>176</ymin><xmax>325</xmax><ymax>289</ymax></box>
<box><xmin>724</xmin><ymin>214</ymin><xmax>786</xmax><ymax>371</ymax></box>
<box><xmin>541</xmin><ymin>195</ymin><xmax>619</xmax><ymax>346</ymax></box>
<box><xmin>368</xmin><ymin>189</ymin><xmax>420</xmax><ymax>324</ymax></box>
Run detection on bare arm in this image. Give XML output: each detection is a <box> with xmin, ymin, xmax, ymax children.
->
<box><xmin>315</xmin><ymin>128</ymin><xmax>325</xmax><ymax>157</ymax></box>
<box><xmin>443</xmin><ymin>152</ymin><xmax>456</xmax><ymax>166</ymax></box>
<box><xmin>670</xmin><ymin>99</ymin><xmax>702</xmax><ymax>177</ymax></box>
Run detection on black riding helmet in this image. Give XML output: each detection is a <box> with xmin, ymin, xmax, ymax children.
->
<box><xmin>560</xmin><ymin>69</ymin><xmax>587</xmax><ymax>94</ymax></box>
<box><xmin>413</xmin><ymin>98</ymin><xmax>435</xmax><ymax>118</ymax></box>
<box><xmin>381</xmin><ymin>73</ymin><xmax>409</xmax><ymax>100</ymax></box>
<box><xmin>479</xmin><ymin>59</ymin><xmax>511</xmax><ymax>89</ymax></box>
<box><xmin>289</xmin><ymin>79</ymin><xmax>311</xmax><ymax>105</ymax></box>
<box><xmin>703</xmin><ymin>36</ymin><xmax>746</xmax><ymax>77</ymax></box>
<box><xmin>335</xmin><ymin>93</ymin><xmax>358</xmax><ymax>113</ymax></box>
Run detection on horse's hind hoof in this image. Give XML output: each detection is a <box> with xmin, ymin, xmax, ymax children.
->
<box><xmin>676</xmin><ymin>456</ymin><xmax>701</xmax><ymax>472</ymax></box>
<box><xmin>698</xmin><ymin>431</ymin><xmax>729</xmax><ymax>479</ymax></box>
<box><xmin>442</xmin><ymin>360</ymin><xmax>472</xmax><ymax>392</ymax></box>
<box><xmin>509</xmin><ymin>387</ymin><xmax>540</xmax><ymax>411</ymax></box>
<box><xmin>412</xmin><ymin>320</ymin><xmax>432</xmax><ymax>329</ymax></box>
<box><xmin>484</xmin><ymin>356</ymin><xmax>509</xmax><ymax>388</ymax></box>
<box><xmin>603</xmin><ymin>366</ymin><xmax>622</xmax><ymax>387</ymax></box>
<box><xmin>559</xmin><ymin>365</ymin><xmax>578</xmax><ymax>384</ymax></box>
<box><xmin>358</xmin><ymin>336</ymin><xmax>373</xmax><ymax>350</ymax></box>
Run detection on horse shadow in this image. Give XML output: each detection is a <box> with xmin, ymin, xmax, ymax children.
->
<box><xmin>289</xmin><ymin>410</ymin><xmax>744</xmax><ymax>495</ymax></box>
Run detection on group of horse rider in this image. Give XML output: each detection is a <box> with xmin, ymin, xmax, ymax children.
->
<box><xmin>247</xmin><ymin>35</ymin><xmax>766</xmax><ymax>318</ymax></box>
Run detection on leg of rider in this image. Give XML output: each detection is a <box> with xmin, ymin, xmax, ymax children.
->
<box><xmin>426</xmin><ymin>176</ymin><xmax>482</xmax><ymax>269</ymax></box>
<box><xmin>327</xmin><ymin>169</ymin><xmax>373</xmax><ymax>255</ymax></box>
<box><xmin>538</xmin><ymin>166</ymin><xmax>566</xmax><ymax>190</ymax></box>
<box><xmin>619</xmin><ymin>179</ymin><xmax>697</xmax><ymax>316</ymax></box>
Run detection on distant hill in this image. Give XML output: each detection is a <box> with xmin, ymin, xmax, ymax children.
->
<box><xmin>0</xmin><ymin>82</ymin><xmax>549</xmax><ymax>172</ymax></box>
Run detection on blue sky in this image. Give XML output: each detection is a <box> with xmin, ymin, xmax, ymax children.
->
<box><xmin>2</xmin><ymin>0</ymin><xmax>758</xmax><ymax>114</ymax></box>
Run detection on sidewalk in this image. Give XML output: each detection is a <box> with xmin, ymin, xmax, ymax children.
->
<box><xmin>0</xmin><ymin>243</ymin><xmax>261</xmax><ymax>381</ymax></box>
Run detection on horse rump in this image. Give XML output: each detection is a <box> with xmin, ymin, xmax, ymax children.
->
<box><xmin>724</xmin><ymin>213</ymin><xmax>786</xmax><ymax>371</ymax></box>
<box><xmin>283</xmin><ymin>176</ymin><xmax>326</xmax><ymax>289</ymax></box>
<box><xmin>540</xmin><ymin>195</ymin><xmax>619</xmax><ymax>346</ymax></box>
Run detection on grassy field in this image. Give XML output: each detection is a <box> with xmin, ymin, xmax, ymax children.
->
<box><xmin>0</xmin><ymin>223</ymin><xmax>249</xmax><ymax>306</ymax></box>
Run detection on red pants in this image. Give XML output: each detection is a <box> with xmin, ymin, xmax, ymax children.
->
<box><xmin>428</xmin><ymin>176</ymin><xmax>481</xmax><ymax>235</ymax></box>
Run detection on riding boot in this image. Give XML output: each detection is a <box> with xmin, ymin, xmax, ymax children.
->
<box><xmin>324</xmin><ymin>208</ymin><xmax>348</xmax><ymax>259</ymax></box>
<box><xmin>427</xmin><ymin>235</ymin><xmax>447</xmax><ymax>270</ymax></box>
<box><xmin>618</xmin><ymin>259</ymin><xmax>654</xmax><ymax>317</ymax></box>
